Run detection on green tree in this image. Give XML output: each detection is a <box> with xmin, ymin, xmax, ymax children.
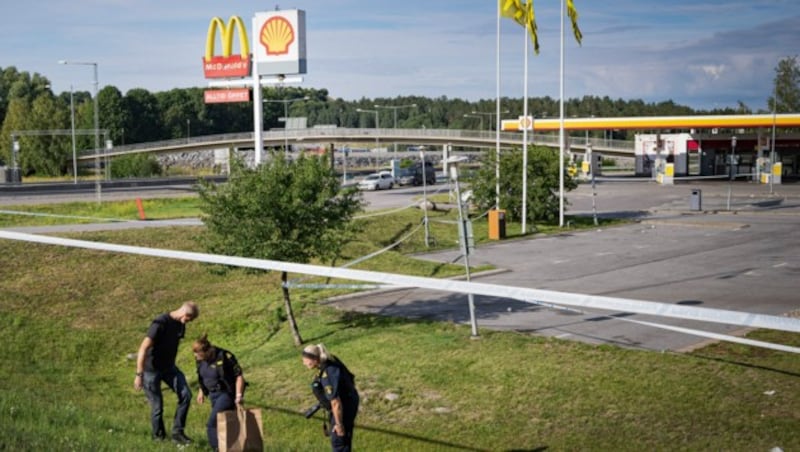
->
<box><xmin>123</xmin><ymin>88</ymin><xmax>163</xmax><ymax>143</ymax></box>
<box><xmin>469</xmin><ymin>146</ymin><xmax>578</xmax><ymax>225</ymax></box>
<box><xmin>0</xmin><ymin>67</ymin><xmax>54</xmax><ymax>166</ymax></box>
<box><xmin>156</xmin><ymin>88</ymin><xmax>197</xmax><ymax>140</ymax></box>
<box><xmin>0</xmin><ymin>98</ymin><xmax>30</xmax><ymax>167</ymax></box>
<box><xmin>768</xmin><ymin>55</ymin><xmax>800</xmax><ymax>113</ymax></box>
<box><xmin>197</xmin><ymin>154</ymin><xmax>364</xmax><ymax>346</ymax></box>
<box><xmin>25</xmin><ymin>95</ymin><xmax>70</xmax><ymax>176</ymax></box>
<box><xmin>98</xmin><ymin>86</ymin><xmax>128</xmax><ymax>146</ymax></box>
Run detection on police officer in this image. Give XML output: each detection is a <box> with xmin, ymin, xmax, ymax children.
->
<box><xmin>193</xmin><ymin>334</ymin><xmax>245</xmax><ymax>452</ymax></box>
<box><xmin>134</xmin><ymin>301</ymin><xmax>198</xmax><ymax>444</ymax></box>
<box><xmin>302</xmin><ymin>343</ymin><xmax>359</xmax><ymax>452</ymax></box>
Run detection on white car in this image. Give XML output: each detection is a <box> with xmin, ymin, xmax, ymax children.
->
<box><xmin>358</xmin><ymin>173</ymin><xmax>394</xmax><ymax>191</ymax></box>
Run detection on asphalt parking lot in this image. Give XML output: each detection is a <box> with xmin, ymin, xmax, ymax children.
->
<box><xmin>325</xmin><ymin>179</ymin><xmax>800</xmax><ymax>352</ymax></box>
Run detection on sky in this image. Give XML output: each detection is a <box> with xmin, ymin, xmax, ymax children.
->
<box><xmin>1</xmin><ymin>0</ymin><xmax>797</xmax><ymax>112</ymax></box>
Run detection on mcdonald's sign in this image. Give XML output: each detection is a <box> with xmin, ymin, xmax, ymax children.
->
<box><xmin>203</xmin><ymin>16</ymin><xmax>251</xmax><ymax>79</ymax></box>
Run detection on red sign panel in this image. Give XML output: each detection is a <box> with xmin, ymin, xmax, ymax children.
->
<box><xmin>204</xmin><ymin>88</ymin><xmax>251</xmax><ymax>104</ymax></box>
<box><xmin>202</xmin><ymin>55</ymin><xmax>251</xmax><ymax>78</ymax></box>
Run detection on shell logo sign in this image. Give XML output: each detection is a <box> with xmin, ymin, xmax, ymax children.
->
<box><xmin>252</xmin><ymin>10</ymin><xmax>307</xmax><ymax>76</ymax></box>
<box><xmin>260</xmin><ymin>16</ymin><xmax>295</xmax><ymax>55</ymax></box>
<box><xmin>518</xmin><ymin>116</ymin><xmax>534</xmax><ymax>131</ymax></box>
<box><xmin>202</xmin><ymin>16</ymin><xmax>251</xmax><ymax>79</ymax></box>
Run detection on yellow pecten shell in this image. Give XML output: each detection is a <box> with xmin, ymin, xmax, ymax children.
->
<box><xmin>260</xmin><ymin>16</ymin><xmax>295</xmax><ymax>55</ymax></box>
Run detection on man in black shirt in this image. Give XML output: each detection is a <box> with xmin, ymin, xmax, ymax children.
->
<box><xmin>134</xmin><ymin>301</ymin><xmax>199</xmax><ymax>444</ymax></box>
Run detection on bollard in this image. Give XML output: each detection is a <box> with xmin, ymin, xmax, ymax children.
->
<box><xmin>135</xmin><ymin>198</ymin><xmax>147</xmax><ymax>220</ymax></box>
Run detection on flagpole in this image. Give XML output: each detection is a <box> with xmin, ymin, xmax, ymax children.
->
<box><xmin>495</xmin><ymin>0</ymin><xmax>501</xmax><ymax>209</ymax></box>
<box><xmin>558</xmin><ymin>0</ymin><xmax>565</xmax><ymax>227</ymax></box>
<box><xmin>521</xmin><ymin>15</ymin><xmax>529</xmax><ymax>235</ymax></box>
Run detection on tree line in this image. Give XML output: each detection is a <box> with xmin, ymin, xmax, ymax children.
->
<box><xmin>0</xmin><ymin>56</ymin><xmax>797</xmax><ymax>177</ymax></box>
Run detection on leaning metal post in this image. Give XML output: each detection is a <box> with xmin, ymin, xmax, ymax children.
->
<box><xmin>450</xmin><ymin>159</ymin><xmax>479</xmax><ymax>338</ymax></box>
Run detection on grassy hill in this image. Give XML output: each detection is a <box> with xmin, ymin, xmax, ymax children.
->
<box><xmin>0</xmin><ymin>199</ymin><xmax>798</xmax><ymax>451</ymax></box>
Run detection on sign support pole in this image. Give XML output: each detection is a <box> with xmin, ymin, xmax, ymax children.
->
<box><xmin>253</xmin><ymin>74</ymin><xmax>263</xmax><ymax>165</ymax></box>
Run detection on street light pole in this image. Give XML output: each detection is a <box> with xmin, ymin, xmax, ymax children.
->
<box><xmin>471</xmin><ymin>109</ymin><xmax>508</xmax><ymax>131</ymax></box>
<box><xmin>60</xmin><ymin>60</ymin><xmax>100</xmax><ymax>201</ymax></box>
<box><xmin>69</xmin><ymin>85</ymin><xmax>77</xmax><ymax>184</ymax></box>
<box><xmin>186</xmin><ymin>119</ymin><xmax>190</xmax><ymax>144</ymax></box>
<box><xmin>284</xmin><ymin>102</ymin><xmax>289</xmax><ymax>152</ymax></box>
<box><xmin>264</xmin><ymin>96</ymin><xmax>309</xmax><ymax>154</ymax></box>
<box><xmin>463</xmin><ymin>113</ymin><xmax>484</xmax><ymax>131</ymax></box>
<box><xmin>374</xmin><ymin>103</ymin><xmax>417</xmax><ymax>156</ymax></box>
<box><xmin>356</xmin><ymin>107</ymin><xmax>380</xmax><ymax>150</ymax></box>
<box><xmin>727</xmin><ymin>136</ymin><xmax>737</xmax><ymax>211</ymax></box>
<box><xmin>420</xmin><ymin>147</ymin><xmax>430</xmax><ymax>248</ymax></box>
<box><xmin>770</xmin><ymin>83</ymin><xmax>778</xmax><ymax>194</ymax></box>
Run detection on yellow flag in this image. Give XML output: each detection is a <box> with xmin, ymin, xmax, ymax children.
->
<box><xmin>499</xmin><ymin>0</ymin><xmax>524</xmax><ymax>24</ymax></box>
<box><xmin>567</xmin><ymin>0</ymin><xmax>583</xmax><ymax>44</ymax></box>
<box><xmin>499</xmin><ymin>0</ymin><xmax>539</xmax><ymax>54</ymax></box>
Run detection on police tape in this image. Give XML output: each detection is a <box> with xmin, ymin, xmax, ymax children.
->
<box><xmin>284</xmin><ymin>283</ymin><xmax>389</xmax><ymax>290</ymax></box>
<box><xmin>1</xmin><ymin>230</ymin><xmax>799</xmax><ymax>346</ymax></box>
<box><xmin>287</xmin><ymin>220</ymin><xmax>424</xmax><ymax>288</ymax></box>
<box><xmin>521</xmin><ymin>297</ymin><xmax>800</xmax><ymax>354</ymax></box>
<box><xmin>617</xmin><ymin>317</ymin><xmax>800</xmax><ymax>354</ymax></box>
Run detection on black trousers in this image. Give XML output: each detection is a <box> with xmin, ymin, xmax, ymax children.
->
<box><xmin>329</xmin><ymin>394</ymin><xmax>359</xmax><ymax>452</ymax></box>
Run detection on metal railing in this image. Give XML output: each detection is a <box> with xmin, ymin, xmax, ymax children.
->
<box><xmin>79</xmin><ymin>128</ymin><xmax>636</xmax><ymax>160</ymax></box>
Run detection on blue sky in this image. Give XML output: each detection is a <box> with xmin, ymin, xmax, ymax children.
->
<box><xmin>1</xmin><ymin>0</ymin><xmax>797</xmax><ymax>111</ymax></box>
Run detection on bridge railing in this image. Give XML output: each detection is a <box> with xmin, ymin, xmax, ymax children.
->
<box><xmin>81</xmin><ymin>128</ymin><xmax>635</xmax><ymax>159</ymax></box>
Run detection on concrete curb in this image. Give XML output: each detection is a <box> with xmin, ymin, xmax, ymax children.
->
<box><xmin>640</xmin><ymin>218</ymin><xmax>751</xmax><ymax>230</ymax></box>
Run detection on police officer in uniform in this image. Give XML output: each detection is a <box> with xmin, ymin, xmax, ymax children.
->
<box><xmin>302</xmin><ymin>343</ymin><xmax>359</xmax><ymax>452</ymax></box>
<box><xmin>193</xmin><ymin>334</ymin><xmax>245</xmax><ymax>452</ymax></box>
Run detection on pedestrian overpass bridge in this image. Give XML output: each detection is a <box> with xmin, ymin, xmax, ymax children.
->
<box><xmin>78</xmin><ymin>113</ymin><xmax>800</xmax><ymax>162</ymax></box>
<box><xmin>78</xmin><ymin>127</ymin><xmax>633</xmax><ymax>162</ymax></box>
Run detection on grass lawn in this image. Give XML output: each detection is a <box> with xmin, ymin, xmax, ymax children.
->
<box><xmin>0</xmin><ymin>198</ymin><xmax>797</xmax><ymax>451</ymax></box>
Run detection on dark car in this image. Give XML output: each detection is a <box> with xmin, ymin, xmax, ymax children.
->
<box><xmin>411</xmin><ymin>161</ymin><xmax>436</xmax><ymax>186</ymax></box>
<box><xmin>396</xmin><ymin>167</ymin><xmax>416</xmax><ymax>186</ymax></box>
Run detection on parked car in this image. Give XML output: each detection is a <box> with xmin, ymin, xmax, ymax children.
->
<box><xmin>396</xmin><ymin>167</ymin><xmax>416</xmax><ymax>186</ymax></box>
<box><xmin>415</xmin><ymin>161</ymin><xmax>437</xmax><ymax>186</ymax></box>
<box><xmin>358</xmin><ymin>172</ymin><xmax>394</xmax><ymax>190</ymax></box>
<box><xmin>378</xmin><ymin>170</ymin><xmax>396</xmax><ymax>185</ymax></box>
<box><xmin>395</xmin><ymin>162</ymin><xmax>436</xmax><ymax>186</ymax></box>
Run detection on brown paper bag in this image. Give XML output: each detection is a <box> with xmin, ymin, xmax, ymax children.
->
<box><xmin>218</xmin><ymin>405</ymin><xmax>264</xmax><ymax>452</ymax></box>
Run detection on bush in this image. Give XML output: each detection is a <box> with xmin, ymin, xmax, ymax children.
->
<box><xmin>110</xmin><ymin>154</ymin><xmax>162</xmax><ymax>178</ymax></box>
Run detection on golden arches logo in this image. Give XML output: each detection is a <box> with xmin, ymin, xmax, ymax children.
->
<box><xmin>202</xmin><ymin>16</ymin><xmax>251</xmax><ymax>79</ymax></box>
<box><xmin>260</xmin><ymin>16</ymin><xmax>295</xmax><ymax>55</ymax></box>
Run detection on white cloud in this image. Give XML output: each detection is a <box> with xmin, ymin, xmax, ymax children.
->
<box><xmin>698</xmin><ymin>64</ymin><xmax>727</xmax><ymax>81</ymax></box>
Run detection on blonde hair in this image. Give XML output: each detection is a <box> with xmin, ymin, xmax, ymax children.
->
<box><xmin>302</xmin><ymin>343</ymin><xmax>330</xmax><ymax>364</ymax></box>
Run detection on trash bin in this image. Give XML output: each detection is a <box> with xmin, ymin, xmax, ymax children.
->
<box><xmin>0</xmin><ymin>167</ymin><xmax>20</xmax><ymax>184</ymax></box>
<box><xmin>690</xmin><ymin>189</ymin><xmax>702</xmax><ymax>211</ymax></box>
<box><xmin>488</xmin><ymin>209</ymin><xmax>506</xmax><ymax>240</ymax></box>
